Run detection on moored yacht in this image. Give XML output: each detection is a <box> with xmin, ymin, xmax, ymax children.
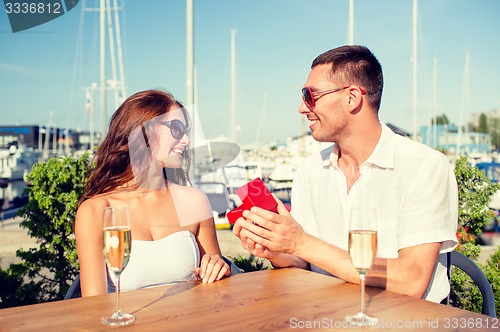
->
<box><xmin>0</xmin><ymin>145</ymin><xmax>41</xmax><ymax>181</ymax></box>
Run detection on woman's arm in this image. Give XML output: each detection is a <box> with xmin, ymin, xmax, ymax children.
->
<box><xmin>74</xmin><ymin>199</ymin><xmax>109</xmax><ymax>296</ymax></box>
<box><xmin>192</xmin><ymin>189</ymin><xmax>230</xmax><ymax>283</ymax></box>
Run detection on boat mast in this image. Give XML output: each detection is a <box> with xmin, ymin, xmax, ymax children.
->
<box><xmin>412</xmin><ymin>0</ymin><xmax>418</xmax><ymax>141</ymax></box>
<box><xmin>99</xmin><ymin>0</ymin><xmax>107</xmax><ymax>136</ymax></box>
<box><xmin>348</xmin><ymin>0</ymin><xmax>354</xmax><ymax>45</ymax></box>
<box><xmin>186</xmin><ymin>0</ymin><xmax>194</xmax><ymax>107</ymax></box>
<box><xmin>85</xmin><ymin>87</ymin><xmax>95</xmax><ymax>151</ymax></box>
<box><xmin>432</xmin><ymin>56</ymin><xmax>438</xmax><ymax>148</ymax></box>
<box><xmin>457</xmin><ymin>48</ymin><xmax>470</xmax><ymax>155</ymax></box>
<box><xmin>230</xmin><ymin>28</ymin><xmax>237</xmax><ymax>143</ymax></box>
<box><xmin>112</xmin><ymin>0</ymin><xmax>126</xmax><ymax>103</ymax></box>
<box><xmin>105</xmin><ymin>0</ymin><xmax>119</xmax><ymax>108</ymax></box>
<box><xmin>256</xmin><ymin>91</ymin><xmax>268</xmax><ymax>147</ymax></box>
<box><xmin>85</xmin><ymin>0</ymin><xmax>125</xmax><ymax>145</ymax></box>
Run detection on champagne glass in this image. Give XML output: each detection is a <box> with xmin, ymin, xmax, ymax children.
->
<box><xmin>101</xmin><ymin>206</ymin><xmax>135</xmax><ymax>326</ymax></box>
<box><xmin>345</xmin><ymin>207</ymin><xmax>379</xmax><ymax>327</ymax></box>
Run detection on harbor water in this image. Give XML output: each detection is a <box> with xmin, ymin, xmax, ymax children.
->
<box><xmin>0</xmin><ymin>179</ymin><xmax>27</xmax><ymax>220</ymax></box>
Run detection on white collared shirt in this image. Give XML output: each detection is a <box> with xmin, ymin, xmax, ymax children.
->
<box><xmin>291</xmin><ymin>123</ymin><xmax>458</xmax><ymax>302</ymax></box>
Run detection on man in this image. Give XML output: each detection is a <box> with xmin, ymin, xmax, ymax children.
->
<box><xmin>233</xmin><ymin>45</ymin><xmax>458</xmax><ymax>302</ymax></box>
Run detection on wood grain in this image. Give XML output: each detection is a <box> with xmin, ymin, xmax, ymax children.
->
<box><xmin>0</xmin><ymin>268</ymin><xmax>496</xmax><ymax>331</ymax></box>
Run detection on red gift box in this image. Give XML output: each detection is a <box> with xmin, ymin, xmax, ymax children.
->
<box><xmin>227</xmin><ymin>178</ymin><xmax>277</xmax><ymax>224</ymax></box>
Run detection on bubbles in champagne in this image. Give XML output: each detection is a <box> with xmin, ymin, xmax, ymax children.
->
<box><xmin>348</xmin><ymin>230</ymin><xmax>377</xmax><ymax>272</ymax></box>
<box><xmin>103</xmin><ymin>226</ymin><xmax>132</xmax><ymax>274</ymax></box>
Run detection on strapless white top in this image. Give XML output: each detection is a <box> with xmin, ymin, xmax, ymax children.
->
<box><xmin>109</xmin><ymin>230</ymin><xmax>200</xmax><ymax>291</ymax></box>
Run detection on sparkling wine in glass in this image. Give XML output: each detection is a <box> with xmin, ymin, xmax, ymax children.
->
<box><xmin>345</xmin><ymin>207</ymin><xmax>379</xmax><ymax>327</ymax></box>
<box><xmin>101</xmin><ymin>206</ymin><xmax>135</xmax><ymax>326</ymax></box>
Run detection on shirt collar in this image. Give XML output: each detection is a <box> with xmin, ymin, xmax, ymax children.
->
<box><xmin>365</xmin><ymin>123</ymin><xmax>395</xmax><ymax>169</ymax></box>
<box><xmin>321</xmin><ymin>123</ymin><xmax>395</xmax><ymax>170</ymax></box>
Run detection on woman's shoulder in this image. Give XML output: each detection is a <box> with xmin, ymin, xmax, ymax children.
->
<box><xmin>76</xmin><ymin>196</ymin><xmax>112</xmax><ymax>226</ymax></box>
<box><xmin>168</xmin><ymin>184</ymin><xmax>213</xmax><ymax>224</ymax></box>
<box><xmin>170</xmin><ymin>184</ymin><xmax>209</xmax><ymax>202</ymax></box>
<box><xmin>75</xmin><ymin>196</ymin><xmax>111</xmax><ymax>236</ymax></box>
<box><xmin>78</xmin><ymin>195</ymin><xmax>109</xmax><ymax>212</ymax></box>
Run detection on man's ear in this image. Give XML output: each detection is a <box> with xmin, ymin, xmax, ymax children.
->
<box><xmin>347</xmin><ymin>86</ymin><xmax>364</xmax><ymax>112</ymax></box>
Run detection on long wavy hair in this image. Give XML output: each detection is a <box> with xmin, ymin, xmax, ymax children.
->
<box><xmin>78</xmin><ymin>89</ymin><xmax>191</xmax><ymax>206</ymax></box>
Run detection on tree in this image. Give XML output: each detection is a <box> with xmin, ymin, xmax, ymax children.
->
<box><xmin>0</xmin><ymin>153</ymin><xmax>90</xmax><ymax>308</ymax></box>
<box><xmin>488</xmin><ymin>117</ymin><xmax>500</xmax><ymax>150</ymax></box>
<box><xmin>478</xmin><ymin>113</ymin><xmax>488</xmax><ymax>133</ymax></box>
<box><xmin>432</xmin><ymin>114</ymin><xmax>450</xmax><ymax>125</ymax></box>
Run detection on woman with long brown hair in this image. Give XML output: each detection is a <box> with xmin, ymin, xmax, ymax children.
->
<box><xmin>75</xmin><ymin>89</ymin><xmax>230</xmax><ymax>297</ymax></box>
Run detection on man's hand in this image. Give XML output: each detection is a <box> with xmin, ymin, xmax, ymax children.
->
<box><xmin>232</xmin><ymin>195</ymin><xmax>307</xmax><ymax>267</ymax></box>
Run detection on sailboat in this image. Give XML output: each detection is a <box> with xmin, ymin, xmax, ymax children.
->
<box><xmin>74</xmin><ymin>0</ymin><xmax>127</xmax><ymax>153</ymax></box>
<box><xmin>0</xmin><ymin>145</ymin><xmax>41</xmax><ymax>181</ymax></box>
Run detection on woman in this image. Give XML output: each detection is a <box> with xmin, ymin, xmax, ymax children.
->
<box><xmin>75</xmin><ymin>89</ymin><xmax>230</xmax><ymax>297</ymax></box>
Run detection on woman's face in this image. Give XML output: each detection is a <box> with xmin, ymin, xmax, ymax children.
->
<box><xmin>147</xmin><ymin>107</ymin><xmax>190</xmax><ymax>169</ymax></box>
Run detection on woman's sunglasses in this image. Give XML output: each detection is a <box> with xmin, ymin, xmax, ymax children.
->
<box><xmin>160</xmin><ymin>119</ymin><xmax>191</xmax><ymax>139</ymax></box>
<box><xmin>301</xmin><ymin>86</ymin><xmax>349</xmax><ymax>111</ymax></box>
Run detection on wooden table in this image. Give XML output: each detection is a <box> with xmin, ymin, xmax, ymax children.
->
<box><xmin>0</xmin><ymin>268</ymin><xmax>497</xmax><ymax>331</ymax></box>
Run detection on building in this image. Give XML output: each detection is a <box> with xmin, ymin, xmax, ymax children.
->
<box><xmin>419</xmin><ymin>124</ymin><xmax>491</xmax><ymax>155</ymax></box>
<box><xmin>0</xmin><ymin>125</ymin><xmax>39</xmax><ymax>149</ymax></box>
<box><xmin>0</xmin><ymin>125</ymin><xmax>95</xmax><ymax>153</ymax></box>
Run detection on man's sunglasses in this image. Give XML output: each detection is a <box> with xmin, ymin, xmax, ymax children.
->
<box><xmin>301</xmin><ymin>86</ymin><xmax>349</xmax><ymax>111</ymax></box>
<box><xmin>160</xmin><ymin>119</ymin><xmax>191</xmax><ymax>139</ymax></box>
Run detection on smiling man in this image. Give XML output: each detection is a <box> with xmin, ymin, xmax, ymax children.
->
<box><xmin>233</xmin><ymin>45</ymin><xmax>458</xmax><ymax>303</ymax></box>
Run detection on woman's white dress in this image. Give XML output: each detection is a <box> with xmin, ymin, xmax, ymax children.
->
<box><xmin>109</xmin><ymin>230</ymin><xmax>200</xmax><ymax>291</ymax></box>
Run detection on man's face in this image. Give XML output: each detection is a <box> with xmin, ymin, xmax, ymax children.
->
<box><xmin>299</xmin><ymin>64</ymin><xmax>349</xmax><ymax>143</ymax></box>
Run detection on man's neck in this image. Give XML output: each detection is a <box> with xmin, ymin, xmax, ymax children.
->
<box><xmin>336</xmin><ymin>121</ymin><xmax>382</xmax><ymax>192</ymax></box>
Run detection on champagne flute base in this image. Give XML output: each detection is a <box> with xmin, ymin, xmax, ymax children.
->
<box><xmin>345</xmin><ymin>312</ymin><xmax>378</xmax><ymax>327</ymax></box>
<box><xmin>101</xmin><ymin>311</ymin><xmax>136</xmax><ymax>326</ymax></box>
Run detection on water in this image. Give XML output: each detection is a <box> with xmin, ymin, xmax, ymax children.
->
<box><xmin>0</xmin><ymin>180</ymin><xmax>27</xmax><ymax>218</ymax></box>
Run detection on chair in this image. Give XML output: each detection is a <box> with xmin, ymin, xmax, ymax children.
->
<box><xmin>64</xmin><ymin>274</ymin><xmax>82</xmax><ymax>300</ymax></box>
<box><xmin>223</xmin><ymin>256</ymin><xmax>243</xmax><ymax>275</ymax></box>
<box><xmin>441</xmin><ymin>250</ymin><xmax>496</xmax><ymax>317</ymax></box>
<box><xmin>64</xmin><ymin>256</ymin><xmax>242</xmax><ymax>300</ymax></box>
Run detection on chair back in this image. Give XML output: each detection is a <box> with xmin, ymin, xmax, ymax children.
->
<box><xmin>64</xmin><ymin>274</ymin><xmax>81</xmax><ymax>300</ymax></box>
<box><xmin>441</xmin><ymin>250</ymin><xmax>496</xmax><ymax>317</ymax></box>
<box><xmin>223</xmin><ymin>256</ymin><xmax>243</xmax><ymax>275</ymax></box>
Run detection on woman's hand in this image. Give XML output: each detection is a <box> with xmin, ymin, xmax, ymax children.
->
<box><xmin>193</xmin><ymin>254</ymin><xmax>230</xmax><ymax>283</ymax></box>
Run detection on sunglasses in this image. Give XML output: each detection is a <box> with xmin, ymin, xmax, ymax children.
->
<box><xmin>301</xmin><ymin>86</ymin><xmax>350</xmax><ymax>111</ymax></box>
<box><xmin>160</xmin><ymin>119</ymin><xmax>191</xmax><ymax>139</ymax></box>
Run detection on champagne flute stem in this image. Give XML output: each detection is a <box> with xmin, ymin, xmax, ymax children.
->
<box><xmin>359</xmin><ymin>272</ymin><xmax>366</xmax><ymax>315</ymax></box>
<box><xmin>115</xmin><ymin>274</ymin><xmax>121</xmax><ymax>316</ymax></box>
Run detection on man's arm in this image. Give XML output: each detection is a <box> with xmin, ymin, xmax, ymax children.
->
<box><xmin>294</xmin><ymin>230</ymin><xmax>441</xmax><ymax>298</ymax></box>
<box><xmin>234</xmin><ymin>200</ymin><xmax>440</xmax><ymax>298</ymax></box>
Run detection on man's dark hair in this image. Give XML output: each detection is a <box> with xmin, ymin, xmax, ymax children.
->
<box><xmin>312</xmin><ymin>45</ymin><xmax>383</xmax><ymax>111</ymax></box>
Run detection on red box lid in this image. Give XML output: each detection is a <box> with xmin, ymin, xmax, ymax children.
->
<box><xmin>235</xmin><ymin>178</ymin><xmax>277</xmax><ymax>212</ymax></box>
<box><xmin>226</xmin><ymin>178</ymin><xmax>277</xmax><ymax>224</ymax></box>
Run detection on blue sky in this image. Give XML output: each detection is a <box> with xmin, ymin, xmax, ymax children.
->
<box><xmin>1</xmin><ymin>0</ymin><xmax>499</xmax><ymax>145</ymax></box>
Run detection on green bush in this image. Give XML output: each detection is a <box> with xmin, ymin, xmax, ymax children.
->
<box><xmin>482</xmin><ymin>247</ymin><xmax>500</xmax><ymax>315</ymax></box>
<box><xmin>449</xmin><ymin>242</ymin><xmax>483</xmax><ymax>313</ymax></box>
<box><xmin>451</xmin><ymin>244</ymin><xmax>500</xmax><ymax>317</ymax></box>
<box><xmin>0</xmin><ymin>154</ymin><xmax>90</xmax><ymax>308</ymax></box>
<box><xmin>454</xmin><ymin>156</ymin><xmax>499</xmax><ymax>241</ymax></box>
<box><xmin>450</xmin><ymin>156</ymin><xmax>500</xmax><ymax>317</ymax></box>
<box><xmin>230</xmin><ymin>255</ymin><xmax>269</xmax><ymax>272</ymax></box>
